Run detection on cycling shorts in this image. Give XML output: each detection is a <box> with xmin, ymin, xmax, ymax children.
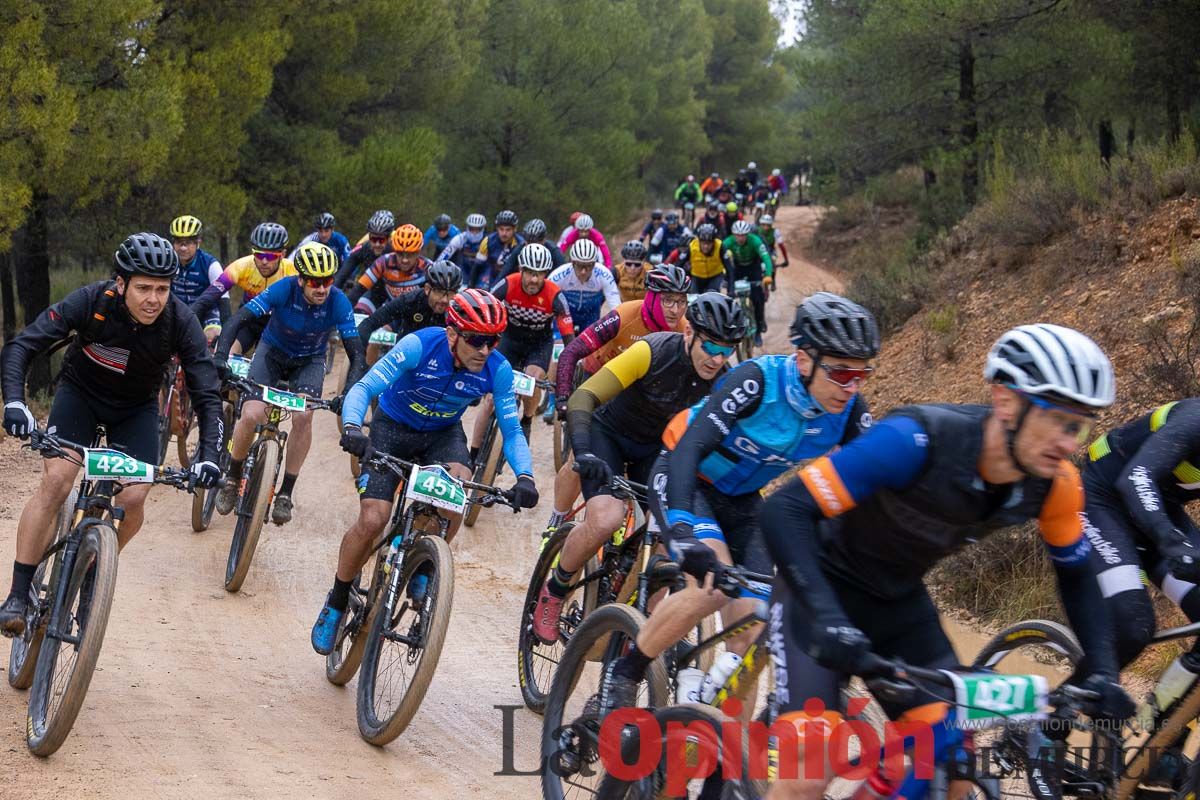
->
<box><xmin>691</xmin><ymin>274</ymin><xmax>724</xmax><ymax>294</ymax></box>
<box><xmin>47</xmin><ymin>380</ymin><xmax>160</xmax><ymax>465</ymax></box>
<box><xmin>235</xmin><ymin>313</ymin><xmax>268</xmax><ymax>354</ymax></box>
<box><xmin>247</xmin><ymin>341</ymin><xmax>325</xmax><ymax>398</ymax></box>
<box><xmin>497</xmin><ymin>333</ymin><xmax>552</xmax><ymax>373</ymax></box>
<box><xmin>356</xmin><ymin>411</ymin><xmax>470</xmax><ymax>502</ymax></box>
<box><xmin>648</xmin><ymin>450</ymin><xmax>773</xmax><ymax>593</ymax></box>
<box><xmin>580</xmin><ymin>417</ymin><xmax>661</xmax><ymax>501</ymax></box>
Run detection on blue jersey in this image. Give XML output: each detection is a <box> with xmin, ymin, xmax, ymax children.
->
<box><xmin>245</xmin><ymin>279</ymin><xmax>358</xmax><ymax>358</ymax></box>
<box><xmin>424</xmin><ymin>225</ymin><xmax>460</xmax><ymax>256</ymax></box>
<box><xmin>290</xmin><ymin>231</ymin><xmax>352</xmax><ymax>265</ymax></box>
<box><xmin>172</xmin><ymin>249</ymin><xmax>222</xmax><ymax>327</ymax></box>
<box><xmin>342</xmin><ymin>327</ymin><xmax>533</xmax><ymax>477</ymax></box>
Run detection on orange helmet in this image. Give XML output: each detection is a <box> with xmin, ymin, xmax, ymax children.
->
<box><xmin>390</xmin><ymin>223</ymin><xmax>424</xmax><ymax>253</ymax></box>
<box><xmin>446</xmin><ymin>289</ymin><xmax>507</xmax><ymax>335</ymax></box>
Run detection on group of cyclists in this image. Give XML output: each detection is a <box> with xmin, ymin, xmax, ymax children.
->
<box><xmin>1</xmin><ymin>193</ymin><xmax>1198</xmax><ymax>800</ymax></box>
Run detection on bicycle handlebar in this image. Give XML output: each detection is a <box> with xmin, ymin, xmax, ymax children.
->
<box><xmin>364</xmin><ymin>451</ymin><xmax>519</xmax><ymax>511</ymax></box>
<box><xmin>222</xmin><ymin>376</ymin><xmax>339</xmax><ymax>411</ymax></box>
<box><xmin>569</xmin><ymin>463</ymin><xmax>647</xmax><ymax>501</ymax></box>
<box><xmin>25</xmin><ymin>429</ymin><xmax>222</xmax><ymax>495</ymax></box>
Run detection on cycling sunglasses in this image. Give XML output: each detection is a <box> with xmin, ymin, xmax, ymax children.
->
<box><xmin>1015</xmin><ymin>389</ymin><xmax>1097</xmax><ymax>442</ymax></box>
<box><xmin>459</xmin><ymin>332</ymin><xmax>500</xmax><ymax>350</ymax></box>
<box><xmin>818</xmin><ymin>362</ymin><xmax>874</xmax><ymax>388</ymax></box>
<box><xmin>368</xmin><ymin>234</ymin><xmax>388</xmax><ymax>244</ymax></box>
<box><xmin>304</xmin><ymin>276</ymin><xmax>334</xmax><ymax>288</ymax></box>
<box><xmin>699</xmin><ymin>339</ymin><xmax>736</xmax><ymax>358</ymax></box>
<box><xmin>253</xmin><ymin>249</ymin><xmax>283</xmax><ymax>262</ymax></box>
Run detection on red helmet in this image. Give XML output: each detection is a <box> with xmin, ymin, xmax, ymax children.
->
<box><xmin>446</xmin><ymin>289</ymin><xmax>507</xmax><ymax>335</ymax></box>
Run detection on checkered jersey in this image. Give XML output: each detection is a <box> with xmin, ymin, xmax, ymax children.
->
<box><xmin>490</xmin><ymin>273</ymin><xmax>574</xmax><ymax>339</ymax></box>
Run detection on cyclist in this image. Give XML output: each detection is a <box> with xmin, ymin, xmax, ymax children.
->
<box><xmin>715</xmin><ymin>182</ymin><xmax>736</xmax><ymax>210</ymax></box>
<box><xmin>470</xmin><ymin>209</ymin><xmax>523</xmax><ymax>289</ymax></box>
<box><xmin>700</xmin><ymin>172</ymin><xmax>723</xmax><ymax>202</ymax></box>
<box><xmin>758</xmin><ymin>324</ymin><xmax>1130</xmax><ymax>800</ymax></box>
<box><xmin>332</xmin><ymin>210</ymin><xmax>394</xmax><ymax>291</ymax></box>
<box><xmin>168</xmin><ymin>215</ymin><xmax>225</xmax><ymax>343</ymax></box>
<box><xmin>423</xmin><ymin>214</ymin><xmax>459</xmax><ymax>260</ymax></box>
<box><xmin>548</xmin><ymin>238</ymin><xmax>621</xmax><ymax>334</ymax></box>
<box><xmin>310</xmin><ymin>289</ymin><xmax>540</xmax><ymax>654</ymax></box>
<box><xmin>768</xmin><ymin>167</ymin><xmax>788</xmax><ymax>199</ymax></box>
<box><xmin>723</xmin><ymin>219</ymin><xmax>773</xmax><ymax>346</ymax></box>
<box><xmin>354</xmin><ymin>261</ymin><xmax>463</xmax><ymax>382</ymax></box>
<box><xmin>347</xmin><ymin>223</ymin><xmax>429</xmax><ymax>314</ymax></box>
<box><xmin>668</xmin><ymin>222</ymin><xmax>725</xmax><ymax>294</ymax></box>
<box><xmin>745</xmin><ymin>160</ymin><xmax>760</xmax><ymax>188</ymax></box>
<box><xmin>594</xmin><ymin>294</ymin><xmax>878</xmax><ymax>717</ymax></box>
<box><xmin>212</xmin><ymin>243</ymin><xmax>364</xmax><ymax>525</ymax></box>
<box><xmin>558</xmin><ymin>211</ymin><xmax>583</xmax><ymax>249</ymax></box>
<box><xmin>648</xmin><ymin>211</ymin><xmax>691</xmax><ymax>259</ymax></box>
<box><xmin>674</xmin><ymin>174</ymin><xmax>701</xmax><ymax>223</ymax></box>
<box><xmin>543</xmin><ymin>264</ymin><xmax>693</xmax><ymax>536</ymax></box>
<box><xmin>437</xmin><ymin>212</ymin><xmax>488</xmax><ymax>270</ymax></box>
<box><xmin>290</xmin><ymin>212</ymin><xmax>351</xmax><ymax>266</ymax></box>
<box><xmin>531</xmin><ymin>294</ymin><xmax>746</xmax><ymax>644</ymax></box>
<box><xmin>699</xmin><ymin>200</ymin><xmax>725</xmax><ymax>234</ymax></box>
<box><xmin>757</xmin><ymin>214</ymin><xmax>790</xmax><ymax>269</ymax></box>
<box><xmin>192</xmin><ymin>222</ymin><xmax>297</xmax><ymax>355</ymax></box>
<box><xmin>639</xmin><ymin>210</ymin><xmax>664</xmax><ymax>244</ymax></box>
<box><xmin>559</xmin><ymin>213</ymin><xmax>612</xmax><ymax>268</ymax></box>
<box><xmin>613</xmin><ymin>241</ymin><xmax>649</xmax><ymax>303</ymax></box>
<box><xmin>471</xmin><ymin>243</ymin><xmax>574</xmax><ymax>449</ymax></box>
<box><xmin>0</xmin><ymin>233</ymin><xmax>223</xmax><ymax>633</ymax></box>
<box><xmin>498</xmin><ymin>218</ymin><xmax>566</xmax><ymax>281</ymax></box>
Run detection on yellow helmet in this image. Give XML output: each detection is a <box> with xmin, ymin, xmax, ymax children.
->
<box><xmin>294</xmin><ymin>242</ymin><xmax>338</xmax><ymax>278</ymax></box>
<box><xmin>169</xmin><ymin>215</ymin><xmax>203</xmax><ymax>239</ymax></box>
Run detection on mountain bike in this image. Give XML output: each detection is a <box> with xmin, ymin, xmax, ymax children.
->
<box><xmin>682</xmin><ymin>202</ymin><xmax>697</xmax><ymax>229</ymax></box>
<box><xmin>733</xmin><ymin>279</ymin><xmax>758</xmax><ymax>362</ymax></box>
<box><xmin>190</xmin><ymin>353</ymin><xmax>249</xmax><ymax>532</ymax></box>
<box><xmin>220</xmin><ymin>376</ymin><xmax>337</xmax><ymax>592</ymax></box>
<box><xmin>553</xmin><ymin>359</ymin><xmax>590</xmax><ymax>473</ymax></box>
<box><xmin>8</xmin><ymin>429</ymin><xmax>208</xmax><ymax>756</ymax></box>
<box><xmin>463</xmin><ymin>370</ymin><xmax>553</xmax><ymax>527</ymax></box>
<box><xmin>320</xmin><ymin>450</ymin><xmax>516</xmax><ymax>744</ymax></box>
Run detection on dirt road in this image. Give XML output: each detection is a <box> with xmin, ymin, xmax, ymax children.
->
<box><xmin>0</xmin><ymin>206</ymin><xmax>922</xmax><ymax>799</ymax></box>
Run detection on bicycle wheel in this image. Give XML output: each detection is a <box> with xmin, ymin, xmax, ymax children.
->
<box><xmin>156</xmin><ymin>396</ymin><xmax>173</xmax><ymax>466</ymax></box>
<box><xmin>464</xmin><ymin>419</ymin><xmax>501</xmax><ymax>528</ymax></box>
<box><xmin>326</xmin><ymin>553</ymin><xmax>387</xmax><ymax>686</ymax></box>
<box><xmin>224</xmin><ymin>438</ymin><xmax>279</xmax><ymax>593</ymax></box>
<box><xmin>356</xmin><ymin>535</ymin><xmax>454</xmax><ymax>745</ymax></box>
<box><xmin>9</xmin><ymin>493</ymin><xmax>74</xmax><ymax>690</ymax></box>
<box><xmin>541</xmin><ymin>603</ymin><xmax>670</xmax><ymax>800</ymax></box>
<box><xmin>174</xmin><ymin>404</ymin><xmax>194</xmax><ymax>469</ymax></box>
<box><xmin>518</xmin><ymin>523</ymin><xmax>597</xmax><ymax>713</ymax></box>
<box><xmin>27</xmin><ymin>520</ymin><xmax>119</xmax><ymax>756</ymax></box>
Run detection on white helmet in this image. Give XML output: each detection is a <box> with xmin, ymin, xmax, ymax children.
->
<box><xmin>748</xmin><ymin>161</ymin><xmax>757</xmax><ymax>169</ymax></box>
<box><xmin>517</xmin><ymin>242</ymin><xmax>554</xmax><ymax>273</ymax></box>
<box><xmin>772</xmin><ymin>168</ymin><xmax>781</xmax><ymax>177</ymax></box>
<box><xmin>574</xmin><ymin>213</ymin><xmax>594</xmax><ymax>232</ymax></box>
<box><xmin>984</xmin><ymin>323</ymin><xmax>1115</xmax><ymax>409</ymax></box>
<box><xmin>569</xmin><ymin>238</ymin><xmax>599</xmax><ymax>263</ymax></box>
<box><xmin>732</xmin><ymin>220</ymin><xmax>753</xmax><ymax>235</ymax></box>
<box><xmin>466</xmin><ymin>213</ymin><xmax>487</xmax><ymax>229</ymax></box>
<box><xmin>759</xmin><ymin>214</ymin><xmax>774</xmax><ymax>225</ymax></box>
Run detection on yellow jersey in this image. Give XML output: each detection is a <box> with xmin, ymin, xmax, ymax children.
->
<box><xmin>217</xmin><ymin>255</ymin><xmax>298</xmax><ymax>302</ymax></box>
<box><xmin>687</xmin><ymin>239</ymin><xmax>725</xmax><ymax>279</ymax></box>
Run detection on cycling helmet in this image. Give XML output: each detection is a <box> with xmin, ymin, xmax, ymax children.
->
<box><xmin>731</xmin><ymin>220</ymin><xmax>753</xmax><ymax>235</ymax></box>
<box><xmin>687</xmin><ymin>174</ymin><xmax>695</xmax><ymax>181</ymax></box>
<box><xmin>250</xmin><ymin>221</ymin><xmax>289</xmax><ymax>251</ymax></box>
<box><xmin>523</xmin><ymin>218</ymin><xmax>547</xmax><ymax>240</ymax></box>
<box><xmin>664</xmin><ymin>211</ymin><xmax>679</xmax><ymax>224</ymax></box>
<box><xmin>315</xmin><ymin>212</ymin><xmax>336</xmax><ymax>229</ymax></box>
<box><xmin>465</xmin><ymin>212</ymin><xmax>487</xmax><ymax>229</ymax></box>
<box><xmin>984</xmin><ymin>324</ymin><xmax>1114</xmax><ymax>408</ymax></box>
<box><xmin>759</xmin><ymin>214</ymin><xmax>774</xmax><ymax>225</ymax></box>
<box><xmin>748</xmin><ymin>161</ymin><xmax>757</xmax><ymax>170</ymax></box>
<box><xmin>115</xmin><ymin>232</ymin><xmax>180</xmax><ymax>278</ymax></box>
<box><xmin>710</xmin><ymin>172</ymin><xmax>719</xmax><ymax>178</ymax></box>
<box><xmin>495</xmin><ymin>209</ymin><xmax>519</xmax><ymax>227</ymax></box>
<box><xmin>434</xmin><ymin>213</ymin><xmax>452</xmax><ymax>230</ymax></box>
<box><xmin>648</xmin><ymin>253</ymin><xmax>663</xmax><ymax>266</ymax></box>
<box><xmin>447</xmin><ymin>288</ymin><xmax>507</xmax><ymax>335</ymax></box>
<box><xmin>575</xmin><ymin>213</ymin><xmax>594</xmax><ymax>232</ymax></box>
<box><xmin>517</xmin><ymin>242</ymin><xmax>555</xmax><ymax>273</ymax></box>
<box><xmin>706</xmin><ymin>200</ymin><xmax>721</xmax><ymax>212</ymax></box>
<box><xmin>293</xmin><ymin>242</ymin><xmax>338</xmax><ymax>278</ymax></box>
<box><xmin>771</xmin><ymin>168</ymin><xmax>781</xmax><ymax>177</ymax></box>
<box><xmin>390</xmin><ymin>223</ymin><xmax>424</xmax><ymax>253</ymax></box>
<box><xmin>425</xmin><ymin>260</ymin><xmax>463</xmax><ymax>292</ymax></box>
<box><xmin>569</xmin><ymin>211</ymin><xmax>582</xmax><ymax>225</ymax></box>
<box><xmin>687</xmin><ymin>292</ymin><xmax>748</xmax><ymax>343</ymax></box>
<box><xmin>789</xmin><ymin>292</ymin><xmax>880</xmax><ymax>360</ymax></box>
<box><xmin>645</xmin><ymin>263</ymin><xmax>693</xmax><ymax>294</ymax></box>
<box><xmin>696</xmin><ymin>223</ymin><xmax>718</xmax><ymax>242</ymax></box>
<box><xmin>677</xmin><ymin>232</ymin><xmax>694</xmax><ymax>250</ymax></box>
<box><xmin>366</xmin><ymin>210</ymin><xmax>395</xmax><ymax>236</ymax></box>
<box><xmin>726</xmin><ymin>202</ymin><xmax>739</xmax><ymax>213</ymax></box>
<box><xmin>169</xmin><ymin>215</ymin><xmax>202</xmax><ymax>239</ymax></box>
<box><xmin>651</xmin><ymin>209</ymin><xmax>664</xmax><ymax>221</ymax></box>
<box><xmin>569</xmin><ymin>238</ymin><xmax>599</xmax><ymax>264</ymax></box>
<box><xmin>621</xmin><ymin>240</ymin><xmax>647</xmax><ymax>261</ymax></box>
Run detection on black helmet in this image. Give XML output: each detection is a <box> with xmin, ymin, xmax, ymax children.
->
<box><xmin>366</xmin><ymin>210</ymin><xmax>395</xmax><ymax>236</ymax></box>
<box><xmin>645</xmin><ymin>263</ymin><xmax>692</xmax><ymax>294</ymax></box>
<box><xmin>651</xmin><ymin>209</ymin><xmax>664</xmax><ymax>220</ymax></box>
<box><xmin>495</xmin><ymin>209</ymin><xmax>519</xmax><ymax>227</ymax></box>
<box><xmin>621</xmin><ymin>240</ymin><xmax>647</xmax><ymax>261</ymax></box>
<box><xmin>250</xmin><ymin>222</ymin><xmax>288</xmax><ymax>251</ymax></box>
<box><xmin>523</xmin><ymin>218</ymin><xmax>547</xmax><ymax>240</ymax></box>
<box><xmin>664</xmin><ymin>211</ymin><xmax>679</xmax><ymax>224</ymax></box>
<box><xmin>687</xmin><ymin>292</ymin><xmax>747</xmax><ymax>342</ymax></box>
<box><xmin>434</xmin><ymin>213</ymin><xmax>452</xmax><ymax>230</ymax></box>
<box><xmin>789</xmin><ymin>292</ymin><xmax>880</xmax><ymax>359</ymax></box>
<box><xmin>706</xmin><ymin>200</ymin><xmax>721</xmax><ymax>212</ymax></box>
<box><xmin>425</xmin><ymin>260</ymin><xmax>463</xmax><ymax>292</ymax></box>
<box><xmin>696</xmin><ymin>223</ymin><xmax>717</xmax><ymax>242</ymax></box>
<box><xmin>115</xmin><ymin>232</ymin><xmax>180</xmax><ymax>278</ymax></box>
<box><xmin>315</xmin><ymin>212</ymin><xmax>336</xmax><ymax>229</ymax></box>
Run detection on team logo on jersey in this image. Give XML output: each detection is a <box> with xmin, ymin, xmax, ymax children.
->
<box><xmin>413</xmin><ymin>313</ymin><xmax>424</xmax><ymax>322</ymax></box>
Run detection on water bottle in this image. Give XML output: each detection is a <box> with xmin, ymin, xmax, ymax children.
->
<box><xmin>1136</xmin><ymin>651</ymin><xmax>1200</xmax><ymax>732</ymax></box>
<box><xmin>676</xmin><ymin>667</ymin><xmax>706</xmax><ymax>703</ymax></box>
<box><xmin>698</xmin><ymin>652</ymin><xmax>743</xmax><ymax>704</ymax></box>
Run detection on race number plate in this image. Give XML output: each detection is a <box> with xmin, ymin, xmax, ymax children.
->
<box><xmin>406</xmin><ymin>464</ymin><xmax>468</xmax><ymax>515</ymax></box>
<box><xmin>369</xmin><ymin>329</ymin><xmax>398</xmax><ymax>346</ymax></box>
<box><xmin>512</xmin><ymin>371</ymin><xmax>537</xmax><ymax>397</ymax></box>
<box><xmin>228</xmin><ymin>355</ymin><xmax>251</xmax><ymax>378</ymax></box>
<box><xmin>84</xmin><ymin>449</ymin><xmax>155</xmax><ymax>483</ymax></box>
<box><xmin>263</xmin><ymin>386</ymin><xmax>307</xmax><ymax>411</ymax></box>
<box><xmin>944</xmin><ymin>671</ymin><xmax>1047</xmax><ymax>725</ymax></box>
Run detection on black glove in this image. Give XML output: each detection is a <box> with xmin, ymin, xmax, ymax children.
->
<box><xmin>190</xmin><ymin>460</ymin><xmax>222</xmax><ymax>489</ymax></box>
<box><xmin>574</xmin><ymin>452</ymin><xmax>613</xmax><ymax>484</ymax></box>
<box><xmin>805</xmin><ymin>620</ymin><xmax>873</xmax><ymax>675</ymax></box>
<box><xmin>3</xmin><ymin>401</ymin><xmax>36</xmax><ymax>438</ymax></box>
<box><xmin>327</xmin><ymin>395</ymin><xmax>344</xmax><ymax>415</ymax></box>
<box><xmin>339</xmin><ymin>425</ymin><xmax>371</xmax><ymax>458</ymax></box>
<box><xmin>556</xmin><ymin>404</ymin><xmax>568</xmax><ymax>422</ymax></box>
<box><xmin>214</xmin><ymin>355</ymin><xmax>231</xmax><ymax>382</ymax></box>
<box><xmin>510</xmin><ymin>474</ymin><xmax>539</xmax><ymax>509</ymax></box>
<box><xmin>1163</xmin><ymin>536</ymin><xmax>1200</xmax><ymax>582</ymax></box>
<box><xmin>669</xmin><ymin>523</ymin><xmax>721</xmax><ymax>582</ymax></box>
<box><xmin>1079</xmin><ymin>673</ymin><xmax>1135</xmax><ymax>723</ymax></box>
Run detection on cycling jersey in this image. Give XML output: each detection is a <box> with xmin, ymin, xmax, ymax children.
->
<box><xmin>489</xmin><ymin>273</ymin><xmax>574</xmax><ymax>342</ymax></box>
<box><xmin>353</xmin><ymin>253</ymin><xmax>429</xmax><ymax>303</ymax></box>
<box><xmin>612</xmin><ymin>262</ymin><xmax>647</xmax><ymax>302</ymax></box>
<box><xmin>192</xmin><ymin>254</ymin><xmax>298</xmax><ymax>322</ymax></box>
<box><xmin>559</xmin><ymin>228</ymin><xmax>613</xmax><ymax>268</ymax></box>
<box><xmin>767</xmin><ymin>174</ymin><xmax>787</xmax><ymax>194</ymax></box>
<box><xmin>722</xmin><ymin>233</ymin><xmax>773</xmax><ymax>280</ymax></box>
<box><xmin>674</xmin><ymin>182</ymin><xmax>701</xmax><ymax>204</ymax></box>
<box><xmin>683</xmin><ymin>238</ymin><xmax>725</xmax><ymax>279</ymax></box>
<box><xmin>554</xmin><ymin>299</ymin><xmax>681</xmax><ymax>402</ymax></box>
<box><xmin>471</xmin><ymin>232</ymin><xmax>524</xmax><ymax>288</ymax></box>
<box><xmin>244</xmin><ymin>278</ymin><xmax>359</xmax><ymax>359</ymax></box>
<box><xmin>423</xmin><ymin>224</ymin><xmax>460</xmax><ymax>257</ymax></box>
<box><xmin>497</xmin><ymin>240</ymin><xmax>566</xmax><ymax>281</ymax></box>
<box><xmin>699</xmin><ymin>177</ymin><xmax>723</xmax><ymax>197</ymax></box>
<box><xmin>290</xmin><ymin>231</ymin><xmax>351</xmax><ymax>265</ymax></box>
<box><xmin>437</xmin><ymin>229</ymin><xmax>485</xmax><ymax>269</ymax></box>
<box><xmin>333</xmin><ymin>241</ymin><xmax>391</xmax><ymax>290</ymax></box>
<box><xmin>358</xmin><ymin>290</ymin><xmax>444</xmax><ymax>344</ymax></box>
<box><xmin>547</xmin><ymin>262</ymin><xmax>620</xmax><ymax>331</ymax></box>
<box><xmin>649</xmin><ymin>224</ymin><xmax>692</xmax><ymax>258</ymax></box>
<box><xmin>172</xmin><ymin>249</ymin><xmax>224</xmax><ymax>329</ymax></box>
<box><xmin>343</xmin><ymin>326</ymin><xmax>533</xmax><ymax>476</ymax></box>
<box><xmin>662</xmin><ymin>355</ymin><xmax>869</xmax><ymax>521</ymax></box>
